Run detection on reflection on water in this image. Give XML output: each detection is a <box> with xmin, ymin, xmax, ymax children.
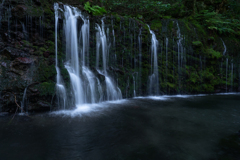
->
<box><xmin>0</xmin><ymin>94</ymin><xmax>240</xmax><ymax>160</ymax></box>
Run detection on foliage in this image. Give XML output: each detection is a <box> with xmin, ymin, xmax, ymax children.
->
<box><xmin>193</xmin><ymin>10</ymin><xmax>240</xmax><ymax>36</ymax></box>
<box><xmin>106</xmin><ymin>0</ymin><xmax>171</xmax><ymax>20</ymax></box>
<box><xmin>206</xmin><ymin>49</ymin><xmax>222</xmax><ymax>59</ymax></box>
<box><xmin>192</xmin><ymin>41</ymin><xmax>203</xmax><ymax>48</ymax></box>
<box><xmin>84</xmin><ymin>2</ymin><xmax>107</xmax><ymax>16</ymax></box>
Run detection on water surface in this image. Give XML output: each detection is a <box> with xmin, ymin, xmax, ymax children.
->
<box><xmin>1</xmin><ymin>94</ymin><xmax>240</xmax><ymax>160</ymax></box>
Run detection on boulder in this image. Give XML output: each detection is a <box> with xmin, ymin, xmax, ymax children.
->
<box><xmin>11</xmin><ymin>5</ymin><xmax>27</xmax><ymax>19</ymax></box>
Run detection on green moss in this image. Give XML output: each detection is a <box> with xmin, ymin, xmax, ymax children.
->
<box><xmin>46</xmin><ymin>40</ymin><xmax>55</xmax><ymax>54</ymax></box>
<box><xmin>37</xmin><ymin>62</ymin><xmax>57</xmax><ymax>82</ymax></box>
<box><xmin>167</xmin><ymin>82</ymin><xmax>175</xmax><ymax>88</ymax></box>
<box><xmin>192</xmin><ymin>41</ymin><xmax>203</xmax><ymax>48</ymax></box>
<box><xmin>163</xmin><ymin>16</ymin><xmax>171</xmax><ymax>19</ymax></box>
<box><xmin>206</xmin><ymin>48</ymin><xmax>222</xmax><ymax>59</ymax></box>
<box><xmin>167</xmin><ymin>21</ymin><xmax>174</xmax><ymax>31</ymax></box>
<box><xmin>209</xmin><ymin>37</ymin><xmax>215</xmax><ymax>41</ymax></box>
<box><xmin>22</xmin><ymin>40</ymin><xmax>32</xmax><ymax>47</ymax></box>
<box><xmin>36</xmin><ymin>82</ymin><xmax>55</xmax><ymax>96</ymax></box>
<box><xmin>150</xmin><ymin>20</ymin><xmax>162</xmax><ymax>30</ymax></box>
<box><xmin>44</xmin><ymin>7</ymin><xmax>54</xmax><ymax>16</ymax></box>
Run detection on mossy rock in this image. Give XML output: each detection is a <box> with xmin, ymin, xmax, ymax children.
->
<box><xmin>150</xmin><ymin>20</ymin><xmax>162</xmax><ymax>31</ymax></box>
<box><xmin>37</xmin><ymin>63</ymin><xmax>57</xmax><ymax>82</ymax></box>
<box><xmin>206</xmin><ymin>48</ymin><xmax>222</xmax><ymax>59</ymax></box>
<box><xmin>35</xmin><ymin>82</ymin><xmax>55</xmax><ymax>96</ymax></box>
<box><xmin>192</xmin><ymin>41</ymin><xmax>203</xmax><ymax>48</ymax></box>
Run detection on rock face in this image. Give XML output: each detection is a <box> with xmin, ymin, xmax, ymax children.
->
<box><xmin>0</xmin><ymin>0</ymin><xmax>239</xmax><ymax>113</ymax></box>
<box><xmin>0</xmin><ymin>1</ymin><xmax>56</xmax><ymax>112</ymax></box>
<box><xmin>11</xmin><ymin>5</ymin><xmax>27</xmax><ymax>19</ymax></box>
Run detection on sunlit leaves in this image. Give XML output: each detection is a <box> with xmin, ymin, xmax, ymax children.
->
<box><xmin>84</xmin><ymin>2</ymin><xmax>107</xmax><ymax>16</ymax></box>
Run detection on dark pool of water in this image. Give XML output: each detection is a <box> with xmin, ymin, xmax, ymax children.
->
<box><xmin>1</xmin><ymin>94</ymin><xmax>240</xmax><ymax>160</ymax></box>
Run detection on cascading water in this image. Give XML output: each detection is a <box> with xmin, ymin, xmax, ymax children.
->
<box><xmin>55</xmin><ymin>4</ymin><xmax>122</xmax><ymax>109</ymax></box>
<box><xmin>54</xmin><ymin>3</ymin><xmax>67</xmax><ymax>109</ymax></box>
<box><xmin>221</xmin><ymin>39</ymin><xmax>227</xmax><ymax>56</ymax></box>
<box><xmin>20</xmin><ymin>21</ymin><xmax>27</xmax><ymax>40</ymax></box>
<box><xmin>231</xmin><ymin>60</ymin><xmax>233</xmax><ymax>91</ymax></box>
<box><xmin>0</xmin><ymin>0</ymin><xmax>4</xmax><ymax>29</ymax></box>
<box><xmin>20</xmin><ymin>87</ymin><xmax>27</xmax><ymax>113</ymax></box>
<box><xmin>226</xmin><ymin>58</ymin><xmax>228</xmax><ymax>92</ymax></box>
<box><xmin>96</xmin><ymin>20</ymin><xmax>122</xmax><ymax>101</ymax></box>
<box><xmin>147</xmin><ymin>25</ymin><xmax>159</xmax><ymax>95</ymax></box>
<box><xmin>221</xmin><ymin>38</ymin><xmax>228</xmax><ymax>92</ymax></box>
<box><xmin>51</xmin><ymin>3</ymin><xmax>239</xmax><ymax>110</ymax></box>
<box><xmin>64</xmin><ymin>5</ymin><xmax>85</xmax><ymax>106</ymax></box>
<box><xmin>166</xmin><ymin>37</ymin><xmax>168</xmax><ymax>87</ymax></box>
<box><xmin>138</xmin><ymin>28</ymin><xmax>142</xmax><ymax>94</ymax></box>
<box><xmin>176</xmin><ymin>21</ymin><xmax>184</xmax><ymax>92</ymax></box>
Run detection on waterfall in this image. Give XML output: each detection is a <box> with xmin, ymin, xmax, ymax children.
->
<box><xmin>111</xmin><ymin>19</ymin><xmax>116</xmax><ymax>65</ymax></box>
<box><xmin>39</xmin><ymin>16</ymin><xmax>44</xmax><ymax>39</ymax></box>
<box><xmin>221</xmin><ymin>38</ymin><xmax>227</xmax><ymax>56</ymax></box>
<box><xmin>176</xmin><ymin>21</ymin><xmax>183</xmax><ymax>92</ymax></box>
<box><xmin>132</xmin><ymin>73</ymin><xmax>137</xmax><ymax>97</ymax></box>
<box><xmin>96</xmin><ymin>20</ymin><xmax>122</xmax><ymax>101</ymax></box>
<box><xmin>54</xmin><ymin>3</ymin><xmax>67</xmax><ymax>109</ymax></box>
<box><xmin>221</xmin><ymin>38</ymin><xmax>228</xmax><ymax>92</ymax></box>
<box><xmin>166</xmin><ymin>37</ymin><xmax>168</xmax><ymax>88</ymax></box>
<box><xmin>20</xmin><ymin>21</ymin><xmax>27</xmax><ymax>40</ymax></box>
<box><xmin>0</xmin><ymin>0</ymin><xmax>4</xmax><ymax>29</ymax></box>
<box><xmin>54</xmin><ymin>4</ymin><xmax>121</xmax><ymax>108</ymax></box>
<box><xmin>138</xmin><ymin>28</ymin><xmax>142</xmax><ymax>94</ymax></box>
<box><xmin>20</xmin><ymin>87</ymin><xmax>27</xmax><ymax>113</ymax></box>
<box><xmin>226</xmin><ymin>58</ymin><xmax>228</xmax><ymax>92</ymax></box>
<box><xmin>231</xmin><ymin>61</ymin><xmax>233</xmax><ymax>91</ymax></box>
<box><xmin>239</xmin><ymin>60</ymin><xmax>240</xmax><ymax>91</ymax></box>
<box><xmin>147</xmin><ymin>25</ymin><xmax>159</xmax><ymax>95</ymax></box>
<box><xmin>64</xmin><ymin>5</ymin><xmax>84</xmax><ymax>106</ymax></box>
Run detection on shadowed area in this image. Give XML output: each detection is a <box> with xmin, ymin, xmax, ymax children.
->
<box><xmin>0</xmin><ymin>94</ymin><xmax>240</xmax><ymax>160</ymax></box>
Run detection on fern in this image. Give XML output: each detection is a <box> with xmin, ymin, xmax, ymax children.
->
<box><xmin>193</xmin><ymin>10</ymin><xmax>240</xmax><ymax>36</ymax></box>
<box><xmin>84</xmin><ymin>2</ymin><xmax>107</xmax><ymax>16</ymax></box>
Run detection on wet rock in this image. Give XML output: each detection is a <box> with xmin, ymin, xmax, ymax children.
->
<box><xmin>2</xmin><ymin>92</ymin><xmax>15</xmax><ymax>105</ymax></box>
<box><xmin>11</xmin><ymin>5</ymin><xmax>27</xmax><ymax>19</ymax></box>
<box><xmin>37</xmin><ymin>101</ymin><xmax>51</xmax><ymax>108</ymax></box>
<box><xmin>48</xmin><ymin>58</ymin><xmax>55</xmax><ymax>65</ymax></box>
<box><xmin>0</xmin><ymin>42</ymin><xmax>5</xmax><ymax>48</ymax></box>
<box><xmin>1</xmin><ymin>32</ymin><xmax>9</xmax><ymax>42</ymax></box>
<box><xmin>15</xmin><ymin>57</ymin><xmax>33</xmax><ymax>64</ymax></box>
<box><xmin>1</xmin><ymin>62</ymin><xmax>7</xmax><ymax>68</ymax></box>
<box><xmin>92</xmin><ymin>68</ymin><xmax>105</xmax><ymax>82</ymax></box>
<box><xmin>0</xmin><ymin>47</ymin><xmax>28</xmax><ymax>60</ymax></box>
<box><xmin>33</xmin><ymin>42</ymin><xmax>44</xmax><ymax>46</ymax></box>
<box><xmin>43</xmin><ymin>51</ymin><xmax>50</xmax><ymax>58</ymax></box>
<box><xmin>109</xmin><ymin>67</ymin><xmax>124</xmax><ymax>75</ymax></box>
<box><xmin>0</xmin><ymin>112</ymin><xmax>9</xmax><ymax>116</ymax></box>
<box><xmin>29</xmin><ymin>87</ymin><xmax>38</xmax><ymax>93</ymax></box>
<box><xmin>9</xmin><ymin>57</ymin><xmax>33</xmax><ymax>76</ymax></box>
<box><xmin>33</xmin><ymin>0</ymin><xmax>41</xmax><ymax>6</ymax></box>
